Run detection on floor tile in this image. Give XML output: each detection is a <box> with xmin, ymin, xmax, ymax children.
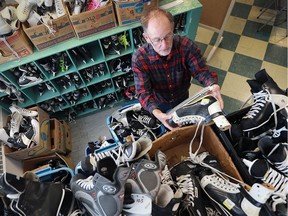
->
<box><xmin>248</xmin><ymin>6</ymin><xmax>277</xmax><ymax>24</ymax></box>
<box><xmin>261</xmin><ymin>61</ymin><xmax>288</xmax><ymax>90</ymax></box>
<box><xmin>207</xmin><ymin>66</ymin><xmax>227</xmax><ymax>87</ymax></box>
<box><xmin>269</xmin><ymin>26</ymin><xmax>288</xmax><ymax>48</ymax></box>
<box><xmin>225</xmin><ymin>16</ymin><xmax>246</xmax><ymax>35</ymax></box>
<box><xmin>218</xmin><ymin>31</ymin><xmax>241</xmax><ymax>51</ymax></box>
<box><xmin>229</xmin><ymin>53</ymin><xmax>263</xmax><ymax>78</ymax></box>
<box><xmin>206</xmin><ymin>48</ymin><xmax>234</xmax><ymax>71</ymax></box>
<box><xmin>221</xmin><ymin>72</ymin><xmax>252</xmax><ymax>103</ymax></box>
<box><xmin>222</xmin><ymin>95</ymin><xmax>246</xmax><ymax>114</ymax></box>
<box><xmin>274</xmin><ymin>10</ymin><xmax>287</xmax><ymax>28</ymax></box>
<box><xmin>242</xmin><ymin>20</ymin><xmax>273</xmax><ymax>41</ymax></box>
<box><xmin>195</xmin><ymin>26</ymin><xmax>214</xmax><ymax>44</ymax></box>
<box><xmin>235</xmin><ymin>36</ymin><xmax>268</xmax><ymax>60</ymax></box>
<box><xmin>236</xmin><ymin>0</ymin><xmax>254</xmax><ymax>5</ymax></box>
<box><xmin>231</xmin><ymin>2</ymin><xmax>252</xmax><ymax>19</ymax></box>
<box><xmin>253</xmin><ymin>0</ymin><xmax>276</xmax><ymax>8</ymax></box>
<box><xmin>264</xmin><ymin>43</ymin><xmax>288</xmax><ymax>67</ymax></box>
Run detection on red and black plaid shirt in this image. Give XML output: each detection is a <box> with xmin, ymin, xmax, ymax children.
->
<box><xmin>132</xmin><ymin>35</ymin><xmax>218</xmax><ymax>113</ymax></box>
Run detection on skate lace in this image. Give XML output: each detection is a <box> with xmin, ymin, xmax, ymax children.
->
<box><xmin>70</xmin><ymin>209</ymin><xmax>86</xmax><ymax>216</ymax></box>
<box><xmin>92</xmin><ymin>141</ymin><xmax>128</xmax><ymax>166</ymax></box>
<box><xmin>209</xmin><ymin>173</ymin><xmax>240</xmax><ymax>192</ymax></box>
<box><xmin>160</xmin><ymin>165</ymin><xmax>175</xmax><ymax>186</ymax></box>
<box><xmin>177</xmin><ymin>115</ymin><xmax>205</xmax><ymax>125</ymax></box>
<box><xmin>244</xmin><ymin>90</ymin><xmax>269</xmax><ymax>119</ymax></box>
<box><xmin>272</xmin><ymin>126</ymin><xmax>288</xmax><ymax>138</ymax></box>
<box><xmin>176</xmin><ymin>174</ymin><xmax>196</xmax><ymax>206</ymax></box>
<box><xmin>135</xmin><ymin>114</ymin><xmax>152</xmax><ymax>126</ymax></box>
<box><xmin>76</xmin><ymin>176</ymin><xmax>94</xmax><ymax>190</ymax></box>
<box><xmin>119</xmin><ymin>32</ymin><xmax>130</xmax><ymax>49</ymax></box>
<box><xmin>264</xmin><ymin>167</ymin><xmax>288</xmax><ymax>199</ymax></box>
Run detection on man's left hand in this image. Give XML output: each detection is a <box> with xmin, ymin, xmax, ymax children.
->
<box><xmin>210</xmin><ymin>84</ymin><xmax>224</xmax><ymax>109</ymax></box>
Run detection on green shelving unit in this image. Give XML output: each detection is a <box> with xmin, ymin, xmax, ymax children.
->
<box><xmin>0</xmin><ymin>0</ymin><xmax>202</xmax><ymax>120</ymax></box>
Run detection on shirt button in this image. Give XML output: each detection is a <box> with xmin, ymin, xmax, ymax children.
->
<box><xmin>169</xmin><ymin>85</ymin><xmax>172</xmax><ymax>88</ymax></box>
<box><xmin>167</xmin><ymin>75</ymin><xmax>170</xmax><ymax>78</ymax></box>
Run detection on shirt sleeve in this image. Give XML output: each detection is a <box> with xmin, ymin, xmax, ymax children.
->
<box><xmin>132</xmin><ymin>49</ymin><xmax>158</xmax><ymax>113</ymax></box>
<box><xmin>184</xmin><ymin>38</ymin><xmax>218</xmax><ymax>86</ymax></box>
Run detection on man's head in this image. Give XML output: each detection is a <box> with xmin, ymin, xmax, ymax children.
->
<box><xmin>141</xmin><ymin>8</ymin><xmax>174</xmax><ymax>56</ymax></box>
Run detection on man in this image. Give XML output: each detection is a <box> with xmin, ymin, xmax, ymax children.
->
<box><xmin>132</xmin><ymin>8</ymin><xmax>224</xmax><ymax>130</ymax></box>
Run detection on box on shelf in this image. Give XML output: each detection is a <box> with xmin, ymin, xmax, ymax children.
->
<box><xmin>50</xmin><ymin>118</ymin><xmax>66</xmax><ymax>154</ymax></box>
<box><xmin>0</xmin><ymin>22</ymin><xmax>33</xmax><ymax>65</ymax></box>
<box><xmin>4</xmin><ymin>106</ymin><xmax>52</xmax><ymax>160</ymax></box>
<box><xmin>150</xmin><ymin>125</ymin><xmax>243</xmax><ymax>182</ymax></box>
<box><xmin>113</xmin><ymin>0</ymin><xmax>159</xmax><ymax>26</ymax></box>
<box><xmin>22</xmin><ymin>10</ymin><xmax>75</xmax><ymax>51</ymax></box>
<box><xmin>60</xmin><ymin>120</ymin><xmax>72</xmax><ymax>153</ymax></box>
<box><xmin>67</xmin><ymin>0</ymin><xmax>117</xmax><ymax>39</ymax></box>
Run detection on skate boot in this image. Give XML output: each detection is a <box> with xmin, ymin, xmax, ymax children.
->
<box><xmin>16</xmin><ymin>0</ymin><xmax>44</xmax><ymax>22</ymax></box>
<box><xmin>240</xmin><ymin>70</ymin><xmax>288</xmax><ymax>139</ymax></box>
<box><xmin>71</xmin><ymin>159</ymin><xmax>131</xmax><ymax>216</ymax></box>
<box><xmin>125</xmin><ymin>150</ymin><xmax>166</xmax><ymax>200</ymax></box>
<box><xmin>258</xmin><ymin>136</ymin><xmax>288</xmax><ymax>176</ymax></box>
<box><xmin>169</xmin><ymin>160</ymin><xmax>213</xmax><ymax>216</ymax></box>
<box><xmin>243</xmin><ymin>158</ymin><xmax>288</xmax><ymax>215</ymax></box>
<box><xmin>0</xmin><ymin>15</ymin><xmax>12</xmax><ymax>37</ymax></box>
<box><xmin>168</xmin><ymin>92</ymin><xmax>230</xmax><ymax>131</ymax></box>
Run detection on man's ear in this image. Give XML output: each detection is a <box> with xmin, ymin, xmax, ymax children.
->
<box><xmin>143</xmin><ymin>32</ymin><xmax>150</xmax><ymax>44</ymax></box>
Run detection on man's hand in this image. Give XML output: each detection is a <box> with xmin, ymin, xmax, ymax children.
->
<box><xmin>210</xmin><ymin>84</ymin><xmax>224</xmax><ymax>109</ymax></box>
<box><xmin>152</xmin><ymin>109</ymin><xmax>179</xmax><ymax>131</ymax></box>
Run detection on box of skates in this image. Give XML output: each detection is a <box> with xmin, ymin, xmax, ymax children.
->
<box><xmin>66</xmin><ymin>0</ymin><xmax>117</xmax><ymax>39</ymax></box>
<box><xmin>0</xmin><ymin>21</ymin><xmax>33</xmax><ymax>65</ymax></box>
<box><xmin>4</xmin><ymin>106</ymin><xmax>52</xmax><ymax>160</ymax></box>
<box><xmin>113</xmin><ymin>0</ymin><xmax>159</xmax><ymax>26</ymax></box>
<box><xmin>22</xmin><ymin>1</ymin><xmax>75</xmax><ymax>51</ymax></box>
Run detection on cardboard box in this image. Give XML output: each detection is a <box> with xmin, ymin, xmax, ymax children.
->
<box><xmin>60</xmin><ymin>120</ymin><xmax>72</xmax><ymax>153</ymax></box>
<box><xmin>150</xmin><ymin>125</ymin><xmax>243</xmax><ymax>182</ymax></box>
<box><xmin>22</xmin><ymin>153</ymin><xmax>75</xmax><ymax>173</ymax></box>
<box><xmin>22</xmin><ymin>10</ymin><xmax>75</xmax><ymax>51</ymax></box>
<box><xmin>0</xmin><ymin>23</ymin><xmax>33</xmax><ymax>65</ymax></box>
<box><xmin>4</xmin><ymin>106</ymin><xmax>52</xmax><ymax>160</ymax></box>
<box><xmin>50</xmin><ymin>118</ymin><xmax>66</xmax><ymax>154</ymax></box>
<box><xmin>67</xmin><ymin>0</ymin><xmax>117</xmax><ymax>39</ymax></box>
<box><xmin>114</xmin><ymin>0</ymin><xmax>159</xmax><ymax>26</ymax></box>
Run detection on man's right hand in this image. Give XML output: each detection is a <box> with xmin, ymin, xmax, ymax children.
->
<box><xmin>152</xmin><ymin>109</ymin><xmax>179</xmax><ymax>131</ymax></box>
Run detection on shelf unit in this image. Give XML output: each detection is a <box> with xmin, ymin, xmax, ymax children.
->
<box><xmin>0</xmin><ymin>0</ymin><xmax>203</xmax><ymax>120</ymax></box>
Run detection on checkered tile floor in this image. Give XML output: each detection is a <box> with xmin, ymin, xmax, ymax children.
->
<box><xmin>192</xmin><ymin>0</ymin><xmax>287</xmax><ymax>114</ymax></box>
<box><xmin>70</xmin><ymin>0</ymin><xmax>287</xmax><ymax>165</ymax></box>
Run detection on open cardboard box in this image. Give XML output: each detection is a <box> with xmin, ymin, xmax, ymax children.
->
<box><xmin>150</xmin><ymin>125</ymin><xmax>243</xmax><ymax>182</ymax></box>
<box><xmin>4</xmin><ymin>106</ymin><xmax>52</xmax><ymax>160</ymax></box>
<box><xmin>66</xmin><ymin>0</ymin><xmax>117</xmax><ymax>39</ymax></box>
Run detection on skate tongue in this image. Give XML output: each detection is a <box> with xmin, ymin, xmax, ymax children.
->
<box><xmin>242</xmin><ymin>159</ymin><xmax>269</xmax><ymax>179</ymax></box>
<box><xmin>247</xmin><ymin>80</ymin><xmax>262</xmax><ymax>93</ymax></box>
<box><xmin>255</xmin><ymin>69</ymin><xmax>268</xmax><ymax>85</ymax></box>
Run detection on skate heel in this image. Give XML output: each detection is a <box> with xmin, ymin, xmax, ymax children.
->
<box><xmin>241</xmin><ymin>183</ymin><xmax>274</xmax><ymax>216</ymax></box>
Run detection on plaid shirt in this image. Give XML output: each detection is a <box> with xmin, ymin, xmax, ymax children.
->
<box><xmin>132</xmin><ymin>35</ymin><xmax>218</xmax><ymax>113</ymax></box>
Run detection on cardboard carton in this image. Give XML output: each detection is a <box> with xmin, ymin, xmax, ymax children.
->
<box><xmin>22</xmin><ymin>9</ymin><xmax>75</xmax><ymax>51</ymax></box>
<box><xmin>0</xmin><ymin>23</ymin><xmax>33</xmax><ymax>65</ymax></box>
<box><xmin>67</xmin><ymin>0</ymin><xmax>117</xmax><ymax>39</ymax></box>
<box><xmin>4</xmin><ymin>106</ymin><xmax>52</xmax><ymax>160</ymax></box>
<box><xmin>60</xmin><ymin>120</ymin><xmax>72</xmax><ymax>153</ymax></box>
<box><xmin>50</xmin><ymin>118</ymin><xmax>66</xmax><ymax>154</ymax></box>
<box><xmin>113</xmin><ymin>0</ymin><xmax>159</xmax><ymax>26</ymax></box>
<box><xmin>150</xmin><ymin>125</ymin><xmax>243</xmax><ymax>182</ymax></box>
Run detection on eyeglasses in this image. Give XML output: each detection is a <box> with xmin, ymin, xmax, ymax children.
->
<box><xmin>147</xmin><ymin>32</ymin><xmax>174</xmax><ymax>45</ymax></box>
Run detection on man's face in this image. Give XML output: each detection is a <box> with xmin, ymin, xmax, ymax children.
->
<box><xmin>143</xmin><ymin>15</ymin><xmax>174</xmax><ymax>56</ymax></box>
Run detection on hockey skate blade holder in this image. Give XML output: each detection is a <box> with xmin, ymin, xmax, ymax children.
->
<box><xmin>168</xmin><ymin>94</ymin><xmax>231</xmax><ymax>131</ymax></box>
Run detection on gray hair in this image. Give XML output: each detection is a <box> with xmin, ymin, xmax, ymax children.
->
<box><xmin>141</xmin><ymin>8</ymin><xmax>174</xmax><ymax>32</ymax></box>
